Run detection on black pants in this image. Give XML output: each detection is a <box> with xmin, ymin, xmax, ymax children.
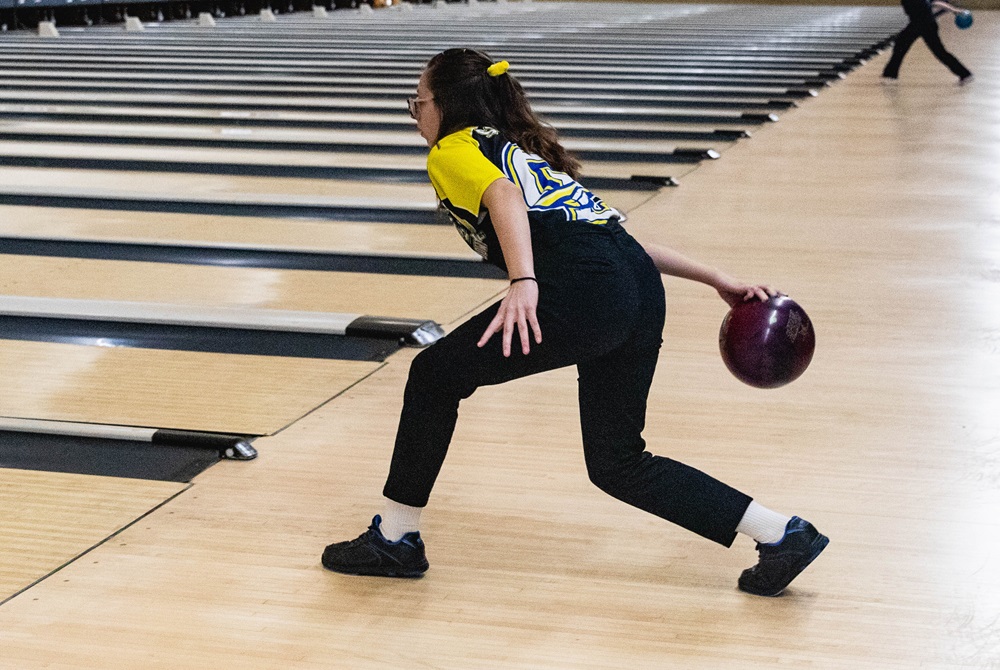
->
<box><xmin>882</xmin><ymin>18</ymin><xmax>971</xmax><ymax>79</ymax></box>
<box><xmin>382</xmin><ymin>220</ymin><xmax>752</xmax><ymax>547</ymax></box>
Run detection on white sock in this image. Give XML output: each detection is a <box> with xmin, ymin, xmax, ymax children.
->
<box><xmin>736</xmin><ymin>501</ymin><xmax>792</xmax><ymax>545</ymax></box>
<box><xmin>379</xmin><ymin>498</ymin><xmax>422</xmax><ymax>542</ymax></box>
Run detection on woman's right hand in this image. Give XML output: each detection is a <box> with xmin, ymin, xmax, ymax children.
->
<box><xmin>477</xmin><ymin>279</ymin><xmax>542</xmax><ymax>357</ymax></box>
<box><xmin>714</xmin><ymin>273</ymin><xmax>778</xmax><ymax>307</ymax></box>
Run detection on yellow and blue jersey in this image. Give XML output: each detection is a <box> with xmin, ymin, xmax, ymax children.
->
<box><xmin>427</xmin><ymin>126</ymin><xmax>621</xmax><ymax>270</ymax></box>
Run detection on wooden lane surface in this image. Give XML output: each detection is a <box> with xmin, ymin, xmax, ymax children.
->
<box><xmin>0</xmin><ymin>255</ymin><xmax>506</xmax><ymax>324</ymax></box>
<box><xmin>0</xmin><ymin>37</ymin><xmax>854</xmax><ymax>59</ymax></box>
<box><xmin>0</xmin><ymin>206</ymin><xmax>482</xmax><ymax>260</ymax></box>
<box><xmin>0</xmin><ymin>339</ymin><xmax>380</xmax><ymax>435</ymax></box>
<box><xmin>0</xmin><ymin>84</ymin><xmax>804</xmax><ymax>109</ymax></box>
<box><xmin>0</xmin><ymin>119</ymin><xmax>716</xmax><ymax>155</ymax></box>
<box><xmin>0</xmin><ymin>165</ymin><xmax>438</xmax><ymax>206</ymax></box>
<box><xmin>0</xmin><ymin>56</ymin><xmax>832</xmax><ymax>76</ymax></box>
<box><xmin>0</xmin><ymin>140</ymin><xmax>438</xmax><ymax>171</ymax></box>
<box><xmin>0</xmin><ymin>468</ymin><xmax>187</xmax><ymax>602</ymax></box>
<box><xmin>0</xmin><ymin>140</ymin><xmax>696</xmax><ymax>193</ymax></box>
<box><xmin>0</xmin><ymin>67</ymin><xmax>824</xmax><ymax>90</ymax></box>
<box><xmin>46</xmin><ymin>8</ymin><xmax>895</xmax><ymax>42</ymax></box>
<box><xmin>0</xmin><ymin>139</ymin><xmax>698</xmax><ymax>178</ymax></box>
<box><xmin>0</xmin><ymin>38</ymin><xmax>853</xmax><ymax>61</ymax></box>
<box><xmin>616</xmin><ymin>14</ymin><xmax>1000</xmax><ymax>667</ymax></box>
<box><xmin>0</xmin><ymin>76</ymin><xmax>815</xmax><ymax>99</ymax></box>
<box><xmin>0</xmin><ymin>104</ymin><xmax>757</xmax><ymax>132</ymax></box>
<box><xmin>0</xmin><ymin>43</ymin><xmax>843</xmax><ymax>63</ymax></box>
<box><xmin>0</xmin><ymin>167</ymin><xmax>664</xmax><ymax>216</ymax></box>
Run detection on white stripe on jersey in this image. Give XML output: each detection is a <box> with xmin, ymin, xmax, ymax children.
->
<box><xmin>500</xmin><ymin>143</ymin><xmax>621</xmax><ymax>224</ymax></box>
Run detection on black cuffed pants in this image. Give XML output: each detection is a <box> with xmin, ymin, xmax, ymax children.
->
<box><xmin>382</xmin><ymin>220</ymin><xmax>752</xmax><ymax>547</ymax></box>
<box><xmin>882</xmin><ymin>17</ymin><xmax>971</xmax><ymax>79</ymax></box>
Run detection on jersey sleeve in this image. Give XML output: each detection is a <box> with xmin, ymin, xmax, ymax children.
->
<box><xmin>427</xmin><ymin>130</ymin><xmax>507</xmax><ymax>218</ymax></box>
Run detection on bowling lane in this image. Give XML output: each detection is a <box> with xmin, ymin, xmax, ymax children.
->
<box><xmin>0</xmin><ymin>76</ymin><xmax>816</xmax><ymax>101</ymax></box>
<box><xmin>0</xmin><ymin>338</ymin><xmax>379</xmax><ymax>435</ymax></box>
<box><xmin>0</xmin><ymin>118</ymin><xmax>717</xmax><ymax>154</ymax></box>
<box><xmin>0</xmin><ymin>67</ymin><xmax>825</xmax><ymax>90</ymax></box>
<box><xmin>0</xmin><ymin>468</ymin><xmax>186</xmax><ymax>602</ymax></box>
<box><xmin>0</xmin><ymin>102</ymin><xmax>757</xmax><ymax>134</ymax></box>
<box><xmin>0</xmin><ymin>45</ymin><xmax>854</xmax><ymax>68</ymax></box>
<box><xmin>0</xmin><ymin>254</ymin><xmax>506</xmax><ymax>324</ymax></box>
<box><xmin>0</xmin><ymin>167</ymin><xmax>661</xmax><ymax>216</ymax></box>
<box><xmin>0</xmin><ymin>206</ymin><xmax>481</xmax><ymax>260</ymax></box>
<box><xmin>0</xmin><ymin>88</ymin><xmax>804</xmax><ymax>110</ymax></box>
<box><xmin>0</xmin><ymin>54</ymin><xmax>839</xmax><ymax>79</ymax></box>
<box><xmin>0</xmin><ymin>165</ymin><xmax>437</xmax><ymax>209</ymax></box>
<box><xmin>0</xmin><ymin>143</ymin><xmax>675</xmax><ymax>211</ymax></box>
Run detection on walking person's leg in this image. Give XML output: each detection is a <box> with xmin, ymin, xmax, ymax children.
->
<box><xmin>882</xmin><ymin>21</ymin><xmax>922</xmax><ymax>78</ymax></box>
<box><xmin>919</xmin><ymin>23</ymin><xmax>972</xmax><ymax>79</ymax></box>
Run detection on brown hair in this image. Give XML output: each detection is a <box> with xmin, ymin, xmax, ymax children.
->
<box><xmin>423</xmin><ymin>48</ymin><xmax>581</xmax><ymax>179</ymax></box>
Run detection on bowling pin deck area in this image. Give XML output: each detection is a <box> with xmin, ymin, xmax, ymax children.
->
<box><xmin>1</xmin><ymin>3</ymin><xmax>999</xmax><ymax>667</ymax></box>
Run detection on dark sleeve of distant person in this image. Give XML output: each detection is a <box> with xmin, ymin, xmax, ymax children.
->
<box><xmin>901</xmin><ymin>0</ymin><xmax>937</xmax><ymax>22</ymax></box>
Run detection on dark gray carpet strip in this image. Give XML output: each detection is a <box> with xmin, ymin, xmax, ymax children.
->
<box><xmin>0</xmin><ymin>237</ymin><xmax>509</xmax><ymax>279</ymax></box>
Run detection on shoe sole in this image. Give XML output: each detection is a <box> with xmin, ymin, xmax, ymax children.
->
<box><xmin>322</xmin><ymin>560</ymin><xmax>429</xmax><ymax>578</ymax></box>
<box><xmin>740</xmin><ymin>533</ymin><xmax>829</xmax><ymax>597</ymax></box>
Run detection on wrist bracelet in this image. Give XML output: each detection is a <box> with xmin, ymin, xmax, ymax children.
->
<box><xmin>510</xmin><ymin>277</ymin><xmax>537</xmax><ymax>285</ymax></box>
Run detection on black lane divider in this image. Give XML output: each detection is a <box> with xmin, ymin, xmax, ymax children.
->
<box><xmin>0</xmin><ymin>38</ymin><xmax>885</xmax><ymax>58</ymax></box>
<box><xmin>0</xmin><ymin>82</ymin><xmax>822</xmax><ymax>100</ymax></box>
<box><xmin>0</xmin><ymin>238</ymin><xmax>509</xmax><ymax>280</ymax></box>
<box><xmin>0</xmin><ymin>431</ymin><xmax>224</xmax><ymax>482</ymax></box>
<box><xmin>0</xmin><ymin>193</ymin><xmax>441</xmax><ymax>223</ymax></box>
<box><xmin>0</xmin><ymin>70</ymin><xmax>835</xmax><ymax>90</ymax></box>
<box><xmin>0</xmin><ymin>63</ymin><xmax>858</xmax><ymax>81</ymax></box>
<box><xmin>0</xmin><ymin>156</ymin><xmax>432</xmax><ymax>184</ymax></box>
<box><xmin>0</xmin><ymin>51</ymin><xmax>855</xmax><ymax>70</ymax></box>
<box><xmin>0</xmin><ymin>316</ymin><xmax>408</xmax><ymax>362</ymax></box>
<box><xmin>0</xmin><ymin>93</ymin><xmax>800</xmax><ymax>111</ymax></box>
<box><xmin>2</xmin><ymin>32</ymin><xmax>887</xmax><ymax>48</ymax></box>
<box><xmin>0</xmin><ymin>54</ymin><xmax>849</xmax><ymax>69</ymax></box>
<box><xmin>0</xmin><ymin>132</ymin><xmax>718</xmax><ymax>165</ymax></box>
<box><xmin>0</xmin><ymin>97</ymin><xmax>774</xmax><ymax>126</ymax></box>
<box><xmin>0</xmin><ymin>110</ymin><xmax>753</xmax><ymax>141</ymax></box>
<box><xmin>0</xmin><ymin>49</ymin><xmax>862</xmax><ymax>72</ymax></box>
<box><xmin>0</xmin><ymin>66</ymin><xmax>845</xmax><ymax>87</ymax></box>
<box><xmin>541</xmin><ymin>96</ymin><xmax>799</xmax><ymax>109</ymax></box>
<box><xmin>0</xmin><ymin>156</ymin><xmax>674</xmax><ymax>190</ymax></box>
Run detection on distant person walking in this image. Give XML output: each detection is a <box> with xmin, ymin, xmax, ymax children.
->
<box><xmin>882</xmin><ymin>0</ymin><xmax>973</xmax><ymax>84</ymax></box>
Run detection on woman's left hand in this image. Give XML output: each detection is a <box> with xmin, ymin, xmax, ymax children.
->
<box><xmin>714</xmin><ymin>273</ymin><xmax>779</xmax><ymax>307</ymax></box>
<box><xmin>478</xmin><ymin>280</ymin><xmax>542</xmax><ymax>356</ymax></box>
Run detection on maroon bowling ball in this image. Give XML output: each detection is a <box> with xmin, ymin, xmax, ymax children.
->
<box><xmin>719</xmin><ymin>295</ymin><xmax>815</xmax><ymax>389</ymax></box>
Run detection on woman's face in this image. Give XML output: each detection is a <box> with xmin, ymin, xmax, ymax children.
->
<box><xmin>412</xmin><ymin>73</ymin><xmax>441</xmax><ymax>147</ymax></box>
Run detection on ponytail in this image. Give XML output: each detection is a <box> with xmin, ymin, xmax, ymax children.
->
<box><xmin>424</xmin><ymin>49</ymin><xmax>581</xmax><ymax>179</ymax></box>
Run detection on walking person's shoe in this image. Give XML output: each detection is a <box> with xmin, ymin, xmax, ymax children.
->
<box><xmin>738</xmin><ymin>516</ymin><xmax>829</xmax><ymax>597</ymax></box>
<box><xmin>322</xmin><ymin>515</ymin><xmax>429</xmax><ymax>578</ymax></box>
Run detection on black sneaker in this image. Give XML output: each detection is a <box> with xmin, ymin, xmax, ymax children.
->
<box><xmin>321</xmin><ymin>515</ymin><xmax>429</xmax><ymax>578</ymax></box>
<box><xmin>738</xmin><ymin>516</ymin><xmax>829</xmax><ymax>597</ymax></box>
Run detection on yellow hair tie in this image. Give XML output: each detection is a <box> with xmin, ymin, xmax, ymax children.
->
<box><xmin>487</xmin><ymin>60</ymin><xmax>510</xmax><ymax>77</ymax></box>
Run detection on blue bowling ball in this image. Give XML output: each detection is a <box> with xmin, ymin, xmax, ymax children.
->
<box><xmin>955</xmin><ymin>10</ymin><xmax>973</xmax><ymax>29</ymax></box>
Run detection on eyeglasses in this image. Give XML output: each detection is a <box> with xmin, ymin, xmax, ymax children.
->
<box><xmin>407</xmin><ymin>96</ymin><xmax>433</xmax><ymax>120</ymax></box>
